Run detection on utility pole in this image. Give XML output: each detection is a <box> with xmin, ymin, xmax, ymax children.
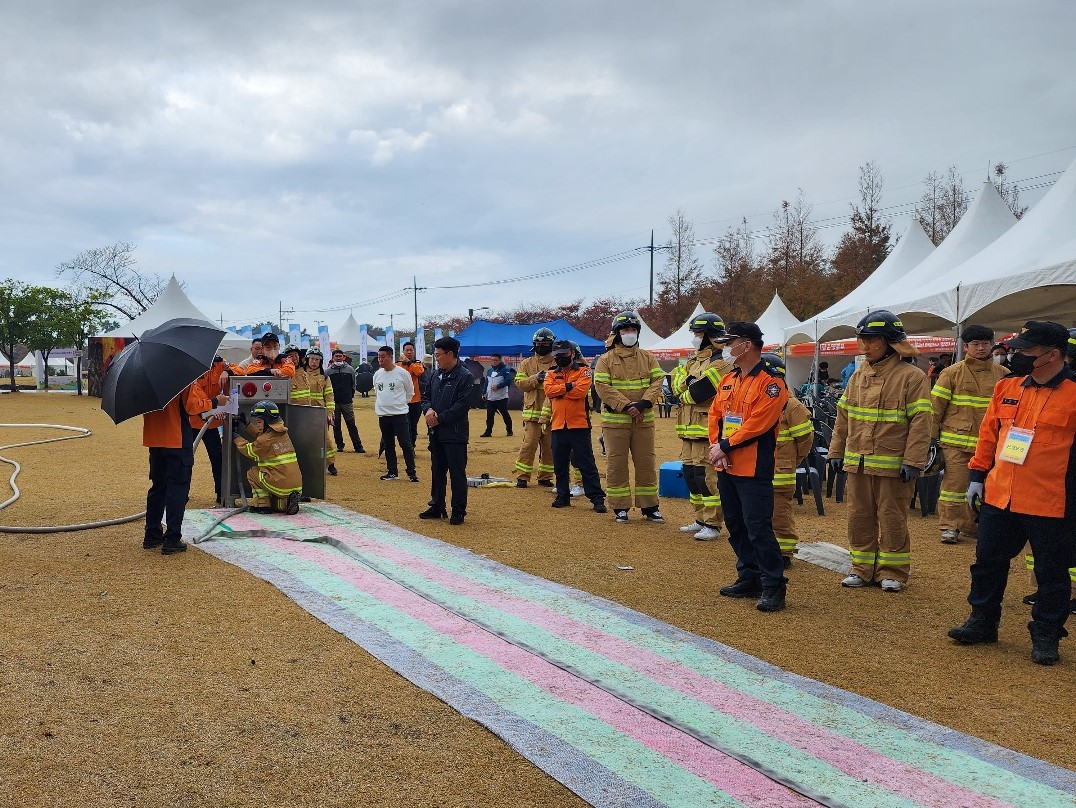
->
<box><xmin>279</xmin><ymin>300</ymin><xmax>294</xmax><ymax>333</ymax></box>
<box><xmin>412</xmin><ymin>276</ymin><xmax>427</xmax><ymax>341</ymax></box>
<box><xmin>649</xmin><ymin>229</ymin><xmax>655</xmax><ymax>306</ymax></box>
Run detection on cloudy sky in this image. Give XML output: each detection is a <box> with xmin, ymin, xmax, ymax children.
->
<box><xmin>2</xmin><ymin>0</ymin><xmax>1074</xmax><ymax>335</ymax></box>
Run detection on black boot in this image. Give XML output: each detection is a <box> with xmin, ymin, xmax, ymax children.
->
<box><xmin>591</xmin><ymin>498</ymin><xmax>607</xmax><ymax>514</ymax></box>
<box><xmin>947</xmin><ymin>612</ymin><xmax>1000</xmax><ymax>644</ymax></box>
<box><xmin>756</xmin><ymin>585</ymin><xmax>787</xmax><ymax>612</ymax></box>
<box><xmin>719</xmin><ymin>578</ymin><xmax>762</xmax><ymax>598</ymax></box>
<box><xmin>419</xmin><ymin>507</ymin><xmax>447</xmax><ymax>519</ymax></box>
<box><xmin>1029</xmin><ymin>620</ymin><xmax>1066</xmax><ymax>666</ymax></box>
<box><xmin>551</xmin><ymin>496</ymin><xmax>570</xmax><ymax>508</ymax></box>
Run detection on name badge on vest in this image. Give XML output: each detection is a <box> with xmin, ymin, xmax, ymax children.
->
<box><xmin>722</xmin><ymin>413</ymin><xmax>743</xmax><ymax>441</ymax></box>
<box><xmin>999</xmin><ymin>426</ymin><xmax>1034</xmax><ymax>465</ymax></box>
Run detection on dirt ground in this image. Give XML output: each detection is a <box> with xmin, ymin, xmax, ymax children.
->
<box><xmin>1</xmin><ymin>391</ymin><xmax>1073</xmax><ymax>807</ymax></box>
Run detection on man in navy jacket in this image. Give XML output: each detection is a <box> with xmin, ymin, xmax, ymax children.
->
<box><xmin>420</xmin><ymin>336</ymin><xmax>474</xmax><ymax>524</ymax></box>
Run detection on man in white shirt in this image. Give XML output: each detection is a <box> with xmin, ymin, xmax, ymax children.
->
<box><xmin>374</xmin><ymin>346</ymin><xmax>417</xmax><ymax>482</ymax></box>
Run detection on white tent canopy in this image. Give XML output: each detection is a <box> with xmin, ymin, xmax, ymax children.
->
<box><xmin>887</xmin><ymin>155</ymin><xmax>1076</xmax><ymax>334</ymax></box>
<box><xmin>633</xmin><ymin>311</ymin><xmax>664</xmax><ymax>348</ymax></box>
<box><xmin>754</xmin><ymin>293</ymin><xmax>799</xmax><ymax>348</ymax></box>
<box><xmin>649</xmin><ymin>302</ymin><xmax>706</xmax><ymax>351</ymax></box>
<box><xmin>786</xmin><ymin>219</ymin><xmax>936</xmax><ymax>344</ymax></box>
<box><xmin>335</xmin><ymin>314</ymin><xmax>363</xmax><ymax>350</ymax></box>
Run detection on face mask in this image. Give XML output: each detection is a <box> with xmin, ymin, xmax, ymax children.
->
<box><xmin>691</xmin><ymin>335</ymin><xmax>704</xmax><ymax>350</ymax></box>
<box><xmin>620</xmin><ymin>332</ymin><xmax>638</xmax><ymax>347</ymax></box>
<box><xmin>992</xmin><ymin>355</ymin><xmax>1005</xmax><ymax>365</ymax></box>
<box><xmin>729</xmin><ymin>341</ymin><xmax>749</xmax><ymax>361</ymax></box>
<box><xmin>554</xmin><ymin>355</ymin><xmax>572</xmax><ymax>368</ymax></box>
<box><xmin>1007</xmin><ymin>351</ymin><xmax>1040</xmax><ymax>376</ymax></box>
<box><xmin>535</xmin><ymin>344</ymin><xmax>552</xmax><ymax>355</ymax></box>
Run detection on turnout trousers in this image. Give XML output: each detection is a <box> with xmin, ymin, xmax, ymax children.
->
<box><xmin>602</xmin><ymin>424</ymin><xmax>658</xmax><ymax>510</ymax></box>
<box><xmin>970</xmin><ymin>503</ymin><xmax>1075</xmax><ymax>631</ymax></box>
<box><xmin>938</xmin><ymin>446</ymin><xmax>976</xmax><ymax>536</ymax></box>
<box><xmin>717</xmin><ymin>473</ymin><xmax>786</xmax><ymax>589</ymax></box>
<box><xmin>514</xmin><ymin>421</ymin><xmax>554</xmax><ymax>482</ymax></box>
<box><xmin>846</xmin><ymin>472</ymin><xmax>913</xmax><ymax>584</ymax></box>
<box><xmin>146</xmin><ymin>447</ymin><xmax>194</xmax><ymax>544</ymax></box>
<box><xmin>551</xmin><ymin>428</ymin><xmax>604</xmax><ymax>501</ymax></box>
<box><xmin>430</xmin><ymin>437</ymin><xmax>468</xmax><ymax>517</ymax></box>
<box><xmin>679</xmin><ymin>438</ymin><xmax>722</xmax><ymax>527</ymax></box>
<box><xmin>771</xmin><ymin>485</ymin><xmax>799</xmax><ymax>557</ymax></box>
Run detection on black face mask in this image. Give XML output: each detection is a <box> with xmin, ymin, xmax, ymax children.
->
<box><xmin>535</xmin><ymin>344</ymin><xmax>552</xmax><ymax>355</ymax></box>
<box><xmin>554</xmin><ymin>355</ymin><xmax>572</xmax><ymax>368</ymax></box>
<box><xmin>1007</xmin><ymin>351</ymin><xmax>1042</xmax><ymax>376</ymax></box>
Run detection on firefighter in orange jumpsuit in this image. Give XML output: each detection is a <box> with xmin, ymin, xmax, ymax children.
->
<box><xmin>761</xmin><ymin>353</ymin><xmax>815</xmax><ymax>566</ymax></box>
<box><xmin>544</xmin><ymin>340</ymin><xmax>606</xmax><ymax>513</ymax></box>
<box><xmin>233</xmin><ymin>400</ymin><xmax>303</xmax><ymax>515</ymax></box>
<box><xmin>708</xmin><ymin>322</ymin><xmax>790</xmax><ymax>612</ymax></box>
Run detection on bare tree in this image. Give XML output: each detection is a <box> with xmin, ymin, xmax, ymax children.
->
<box><xmin>765</xmin><ymin>190</ymin><xmax>828</xmax><ymax>318</ymax></box>
<box><xmin>830</xmin><ymin>161</ymin><xmax>892</xmax><ymax>297</ymax></box>
<box><xmin>711</xmin><ymin>218</ymin><xmax>761</xmax><ymax>321</ymax></box>
<box><xmin>658</xmin><ymin>209</ymin><xmax>705</xmax><ymax>323</ymax></box>
<box><xmin>55</xmin><ymin>242</ymin><xmax>167</xmax><ymax>320</ymax></box>
<box><xmin>916</xmin><ymin>165</ymin><xmax>969</xmax><ymax>245</ymax></box>
<box><xmin>992</xmin><ymin>162</ymin><xmax>1028</xmax><ymax>219</ymax></box>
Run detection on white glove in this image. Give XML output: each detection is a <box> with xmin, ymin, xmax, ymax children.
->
<box><xmin>203</xmin><ymin>407</ymin><xmax>229</xmax><ymax>421</ymax></box>
<box><xmin>966</xmin><ymin>481</ymin><xmax>984</xmax><ymax>512</ymax></box>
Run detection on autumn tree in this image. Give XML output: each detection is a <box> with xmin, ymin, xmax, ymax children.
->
<box><xmin>916</xmin><ymin>165</ymin><xmax>969</xmax><ymax>245</ymax></box>
<box><xmin>764</xmin><ymin>190</ymin><xmax>828</xmax><ymax>319</ymax></box>
<box><xmin>656</xmin><ymin>209</ymin><xmax>705</xmax><ymax>324</ymax></box>
<box><xmin>56</xmin><ymin>242</ymin><xmax>167</xmax><ymax>320</ymax></box>
<box><xmin>709</xmin><ymin>217</ymin><xmax>763</xmax><ymax>322</ymax></box>
<box><xmin>830</xmin><ymin>161</ymin><xmax>892</xmax><ymax>300</ymax></box>
<box><xmin>992</xmin><ymin>162</ymin><xmax>1028</xmax><ymax>219</ymax></box>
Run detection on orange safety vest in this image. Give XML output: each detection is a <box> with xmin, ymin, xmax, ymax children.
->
<box><xmin>544</xmin><ymin>363</ymin><xmax>593</xmax><ymax>430</ymax></box>
<box><xmin>144</xmin><ymin>384</ymin><xmax>213</xmax><ymax>449</ymax></box>
<box><xmin>707</xmin><ymin>361</ymin><xmax>788</xmax><ymax>479</ymax></box>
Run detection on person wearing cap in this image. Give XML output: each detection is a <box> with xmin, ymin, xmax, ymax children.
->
<box><xmin>593</xmin><ymin>311</ymin><xmax>666</xmax><ymax>524</ymax></box>
<box><xmin>949</xmin><ymin>321</ymin><xmax>1076</xmax><ymax>666</ymax></box>
<box><xmin>829</xmin><ymin>311</ymin><xmax>932</xmax><ymax>593</ymax></box>
<box><xmin>513</xmin><ymin>328</ymin><xmax>558</xmax><ymax>488</ymax></box>
<box><xmin>671</xmin><ymin>312</ymin><xmax>732</xmax><ymax>541</ymax></box>
<box><xmin>231</xmin><ymin>332</ymin><xmax>295</xmax><ymax>379</ymax></box>
<box><xmin>707</xmin><ymin>322</ymin><xmax>790</xmax><ymax>611</ymax></box>
<box><xmin>326</xmin><ymin>348</ymin><xmax>365</xmax><ymax>453</ymax></box>
<box><xmin>930</xmin><ymin>324</ymin><xmax>1008</xmax><ymax>545</ymax></box>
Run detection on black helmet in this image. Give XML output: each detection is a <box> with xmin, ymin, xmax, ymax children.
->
<box><xmin>611</xmin><ymin>311</ymin><xmax>642</xmax><ymax>334</ymax></box>
<box><xmin>855</xmin><ymin>310</ymin><xmax>908</xmax><ymax>343</ymax></box>
<box><xmin>551</xmin><ymin>339</ymin><xmax>574</xmax><ymax>356</ymax></box>
<box><xmin>532</xmin><ymin>327</ymin><xmax>556</xmax><ymax>346</ymax></box>
<box><xmin>568</xmin><ymin>340</ymin><xmax>582</xmax><ymax>360</ymax></box>
<box><xmin>1066</xmin><ymin>328</ymin><xmax>1076</xmax><ymax>360</ymax></box>
<box><xmin>250</xmin><ymin>400</ymin><xmax>282</xmax><ymax>422</ymax></box>
<box><xmin>761</xmin><ymin>352</ymin><xmax>786</xmax><ymax>376</ymax></box>
<box><xmin>689</xmin><ymin>312</ymin><xmax>727</xmax><ymax>341</ymax></box>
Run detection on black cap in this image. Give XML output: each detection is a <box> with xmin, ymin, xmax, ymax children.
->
<box><xmin>260</xmin><ymin>331</ymin><xmax>279</xmax><ymax>343</ymax></box>
<box><xmin>1006</xmin><ymin>321</ymin><xmax>1069</xmax><ymax>351</ymax></box>
<box><xmin>725</xmin><ymin>321</ymin><xmax>764</xmax><ymax>345</ymax></box>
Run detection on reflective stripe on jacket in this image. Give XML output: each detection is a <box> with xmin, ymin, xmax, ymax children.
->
<box><xmin>305</xmin><ymin>371</ymin><xmax>335</xmax><ymax>413</ymax></box>
<box><xmin>931</xmin><ymin>357</ymin><xmax>1007</xmax><ymax>450</ymax></box>
<box><xmin>707</xmin><ymin>361</ymin><xmax>788</xmax><ymax>479</ymax></box>
<box><xmin>515</xmin><ymin>353</ymin><xmax>556</xmax><ymax>422</ymax></box>
<box><xmin>672</xmin><ymin>348</ymin><xmax>732</xmax><ymax>440</ymax></box>
<box><xmin>544</xmin><ymin>363</ymin><xmax>593</xmax><ymax>430</ymax></box>
<box><xmin>969</xmin><ymin>367</ymin><xmax>1076</xmax><ymax>518</ymax></box>
<box><xmin>774</xmin><ymin>397</ymin><xmax>814</xmax><ymax>488</ymax></box>
<box><xmin>234</xmin><ymin>421</ymin><xmax>303</xmax><ymax>495</ymax></box>
<box><xmin>830</xmin><ymin>353</ymin><xmax>932</xmax><ymax>476</ymax></box>
<box><xmin>593</xmin><ymin>344</ymin><xmax>664</xmax><ymax>428</ymax></box>
<box><xmin>290</xmin><ymin>367</ymin><xmax>312</xmax><ymax>406</ymax></box>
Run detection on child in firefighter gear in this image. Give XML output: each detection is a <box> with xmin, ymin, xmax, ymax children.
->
<box><xmin>233</xmin><ymin>400</ymin><xmax>303</xmax><ymax>515</ymax></box>
<box><xmin>513</xmin><ymin>327</ymin><xmax>558</xmax><ymax>488</ymax></box>
<box><xmin>949</xmin><ymin>321</ymin><xmax>1076</xmax><ymax>666</ymax></box>
<box><xmin>830</xmin><ymin>311</ymin><xmax>932</xmax><ymax>593</ymax></box>
<box><xmin>593</xmin><ymin>311</ymin><xmax>666</xmax><ymax>523</ymax></box>
<box><xmin>672</xmin><ymin>312</ymin><xmax>732</xmax><ymax>540</ymax></box>
<box><xmin>544</xmin><ymin>340</ymin><xmax>606</xmax><ymax>513</ymax></box>
<box><xmin>229</xmin><ymin>332</ymin><xmax>296</xmax><ymax>378</ymax></box>
<box><xmin>930</xmin><ymin>324</ymin><xmax>1008</xmax><ymax>544</ymax></box>
<box><xmin>761</xmin><ymin>353</ymin><xmax>815</xmax><ymax>566</ymax></box>
<box><xmin>708</xmin><ymin>322</ymin><xmax>789</xmax><ymax>612</ymax></box>
<box><xmin>302</xmin><ymin>349</ymin><xmax>338</xmax><ymax>475</ymax></box>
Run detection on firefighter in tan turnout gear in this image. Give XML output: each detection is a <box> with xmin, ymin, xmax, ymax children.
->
<box><xmin>762</xmin><ymin>353</ymin><xmax>815</xmax><ymax>566</ymax></box>
<box><xmin>513</xmin><ymin>328</ymin><xmax>557</xmax><ymax>488</ymax></box>
<box><xmin>929</xmin><ymin>324</ymin><xmax>1007</xmax><ymax>544</ymax></box>
<box><xmin>594</xmin><ymin>312</ymin><xmax>665</xmax><ymax>524</ymax></box>
<box><xmin>829</xmin><ymin>311</ymin><xmax>932</xmax><ymax>592</ymax></box>
<box><xmin>671</xmin><ymin>312</ymin><xmax>732</xmax><ymax>540</ymax></box>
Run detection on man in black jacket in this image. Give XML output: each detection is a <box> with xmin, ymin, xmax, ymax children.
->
<box><xmin>326</xmin><ymin>349</ymin><xmax>365</xmax><ymax>453</ymax></box>
<box><xmin>420</xmin><ymin>336</ymin><xmax>474</xmax><ymax>525</ymax></box>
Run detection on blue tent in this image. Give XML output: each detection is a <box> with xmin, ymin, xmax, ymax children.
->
<box><xmin>452</xmin><ymin>319</ymin><xmax>605</xmax><ymax>357</ymax></box>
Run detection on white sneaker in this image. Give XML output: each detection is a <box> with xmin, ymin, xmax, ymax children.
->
<box><xmin>570</xmin><ymin>484</ymin><xmax>584</xmax><ymax>497</ymax></box>
<box><xmin>680</xmin><ymin>522</ymin><xmax>704</xmax><ymax>533</ymax></box>
<box><xmin>841</xmin><ymin>574</ymin><xmax>869</xmax><ymax>588</ymax></box>
<box><xmin>880</xmin><ymin>579</ymin><xmax>903</xmax><ymax>592</ymax></box>
<box><xmin>940</xmin><ymin>530</ymin><xmax>959</xmax><ymax>544</ymax></box>
<box><xmin>693</xmin><ymin>526</ymin><xmax>723</xmax><ymax>541</ymax></box>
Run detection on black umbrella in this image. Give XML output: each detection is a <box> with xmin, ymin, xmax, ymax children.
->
<box><xmin>101</xmin><ymin>317</ymin><xmax>226</xmax><ymax>425</ymax></box>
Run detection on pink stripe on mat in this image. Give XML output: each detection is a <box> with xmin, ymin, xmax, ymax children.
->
<box><xmin>262</xmin><ymin>534</ymin><xmax>818</xmax><ymax>808</ymax></box>
<box><xmin>275</xmin><ymin>513</ymin><xmax>1015</xmax><ymax>808</ymax></box>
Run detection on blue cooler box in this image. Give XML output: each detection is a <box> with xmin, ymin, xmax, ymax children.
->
<box><xmin>659</xmin><ymin>461</ymin><xmax>689</xmax><ymax>499</ymax></box>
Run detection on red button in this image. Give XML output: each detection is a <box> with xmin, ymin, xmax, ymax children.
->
<box><xmin>263</xmin><ymin>382</ymin><xmax>272</xmax><ymax>392</ymax></box>
<box><xmin>241</xmin><ymin>382</ymin><xmax>257</xmax><ymax>398</ymax></box>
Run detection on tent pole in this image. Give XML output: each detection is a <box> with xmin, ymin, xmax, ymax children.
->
<box><xmin>954</xmin><ymin>284</ymin><xmax>963</xmax><ymax>362</ymax></box>
<box><xmin>812</xmin><ymin>318</ymin><xmax>820</xmax><ymax>393</ymax></box>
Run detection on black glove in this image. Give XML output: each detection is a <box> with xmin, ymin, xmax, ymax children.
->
<box><xmin>634</xmin><ymin>400</ymin><xmax>653</xmax><ymax>410</ymax></box>
<box><xmin>899</xmin><ymin>464</ymin><xmax>921</xmax><ymax>483</ymax></box>
<box><xmin>565</xmin><ymin>382</ymin><xmax>574</xmax><ymax>392</ymax></box>
<box><xmin>536</xmin><ymin>371</ymin><xmax>546</xmax><ymax>383</ymax></box>
<box><xmin>685</xmin><ymin>375</ymin><xmax>697</xmax><ymax>386</ymax></box>
<box><xmin>828</xmin><ymin>457</ymin><xmax>843</xmax><ymax>475</ymax></box>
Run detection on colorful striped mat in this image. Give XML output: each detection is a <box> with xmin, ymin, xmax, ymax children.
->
<box><xmin>183</xmin><ymin>505</ymin><xmax>1076</xmax><ymax>808</ymax></box>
